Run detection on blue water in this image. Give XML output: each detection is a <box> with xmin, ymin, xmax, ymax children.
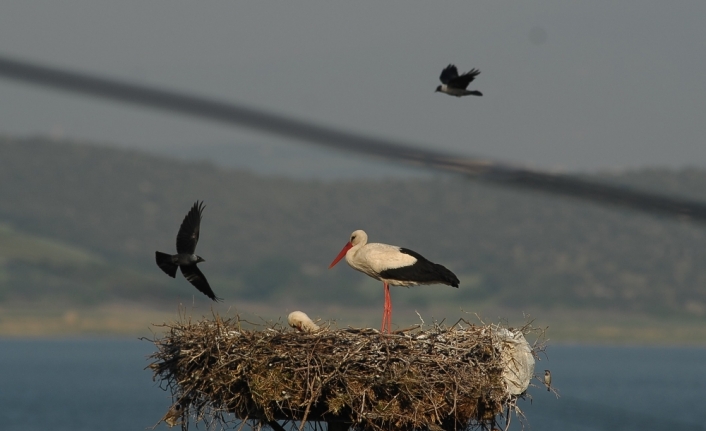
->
<box><xmin>0</xmin><ymin>339</ymin><xmax>705</xmax><ymax>431</ymax></box>
<box><xmin>522</xmin><ymin>345</ymin><xmax>706</xmax><ymax>431</ymax></box>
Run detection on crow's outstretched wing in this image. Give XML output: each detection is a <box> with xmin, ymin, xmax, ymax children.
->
<box><xmin>176</xmin><ymin>201</ymin><xmax>204</xmax><ymax>254</ymax></box>
<box><xmin>439</xmin><ymin>64</ymin><xmax>459</xmax><ymax>84</ymax></box>
<box><xmin>449</xmin><ymin>68</ymin><xmax>480</xmax><ymax>89</ymax></box>
<box><xmin>155</xmin><ymin>251</ymin><xmax>178</xmax><ymax>277</ymax></box>
<box><xmin>180</xmin><ymin>264</ymin><xmax>221</xmax><ymax>301</ymax></box>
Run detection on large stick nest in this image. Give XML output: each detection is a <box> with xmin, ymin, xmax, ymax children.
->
<box><xmin>147</xmin><ymin>315</ymin><xmax>539</xmax><ymax>431</ymax></box>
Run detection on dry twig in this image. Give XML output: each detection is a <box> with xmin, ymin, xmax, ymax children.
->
<box><xmin>146</xmin><ymin>315</ymin><xmax>542</xmax><ymax>431</ymax></box>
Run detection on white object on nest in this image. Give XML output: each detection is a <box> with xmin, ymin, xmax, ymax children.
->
<box><xmin>491</xmin><ymin>327</ymin><xmax>535</xmax><ymax>395</ymax></box>
<box><xmin>288</xmin><ymin>311</ymin><xmax>320</xmax><ymax>333</ymax></box>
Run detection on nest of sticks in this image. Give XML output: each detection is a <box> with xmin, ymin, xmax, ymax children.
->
<box><xmin>147</xmin><ymin>314</ymin><xmax>541</xmax><ymax>431</ymax></box>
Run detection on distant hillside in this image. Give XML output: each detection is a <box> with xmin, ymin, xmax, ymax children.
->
<box><xmin>2</xmin><ymin>135</ymin><xmax>706</xmax><ymax>317</ymax></box>
<box><xmin>0</xmin><ymin>223</ymin><xmax>181</xmax><ymax>304</ymax></box>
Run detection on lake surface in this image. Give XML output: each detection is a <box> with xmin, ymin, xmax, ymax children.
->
<box><xmin>0</xmin><ymin>339</ymin><xmax>704</xmax><ymax>431</ymax></box>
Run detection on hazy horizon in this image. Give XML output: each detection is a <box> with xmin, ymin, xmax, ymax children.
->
<box><xmin>1</xmin><ymin>1</ymin><xmax>705</xmax><ymax>179</ymax></box>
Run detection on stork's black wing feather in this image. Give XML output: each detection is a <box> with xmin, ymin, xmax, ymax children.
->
<box><xmin>176</xmin><ymin>201</ymin><xmax>204</xmax><ymax>254</ymax></box>
<box><xmin>439</xmin><ymin>64</ymin><xmax>459</xmax><ymax>84</ymax></box>
<box><xmin>180</xmin><ymin>264</ymin><xmax>221</xmax><ymax>301</ymax></box>
<box><xmin>379</xmin><ymin>248</ymin><xmax>460</xmax><ymax>287</ymax></box>
<box><xmin>448</xmin><ymin>68</ymin><xmax>480</xmax><ymax>89</ymax></box>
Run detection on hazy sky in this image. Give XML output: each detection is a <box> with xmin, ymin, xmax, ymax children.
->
<box><xmin>0</xmin><ymin>1</ymin><xmax>705</xmax><ymax>177</ymax></box>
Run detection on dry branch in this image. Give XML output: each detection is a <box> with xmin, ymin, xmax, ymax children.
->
<box><xmin>147</xmin><ymin>315</ymin><xmax>540</xmax><ymax>431</ymax></box>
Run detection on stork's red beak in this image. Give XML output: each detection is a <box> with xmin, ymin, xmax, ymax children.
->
<box><xmin>329</xmin><ymin>242</ymin><xmax>353</xmax><ymax>268</ymax></box>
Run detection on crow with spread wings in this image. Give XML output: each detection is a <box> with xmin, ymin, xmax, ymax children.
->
<box><xmin>155</xmin><ymin>201</ymin><xmax>221</xmax><ymax>301</ymax></box>
<box><xmin>435</xmin><ymin>64</ymin><xmax>483</xmax><ymax>97</ymax></box>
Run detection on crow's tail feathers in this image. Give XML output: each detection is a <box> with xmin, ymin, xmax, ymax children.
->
<box><xmin>155</xmin><ymin>251</ymin><xmax>178</xmax><ymax>278</ymax></box>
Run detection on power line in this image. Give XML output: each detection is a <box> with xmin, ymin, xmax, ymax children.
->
<box><xmin>2</xmin><ymin>54</ymin><xmax>706</xmax><ymax>222</ymax></box>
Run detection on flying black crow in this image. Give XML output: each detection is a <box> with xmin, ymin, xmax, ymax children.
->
<box><xmin>155</xmin><ymin>201</ymin><xmax>221</xmax><ymax>301</ymax></box>
<box><xmin>435</xmin><ymin>64</ymin><xmax>483</xmax><ymax>97</ymax></box>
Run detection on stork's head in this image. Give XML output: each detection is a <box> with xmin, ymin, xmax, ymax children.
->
<box><xmin>329</xmin><ymin>229</ymin><xmax>368</xmax><ymax>268</ymax></box>
<box><xmin>349</xmin><ymin>229</ymin><xmax>367</xmax><ymax>246</ymax></box>
<box><xmin>435</xmin><ymin>85</ymin><xmax>442</xmax><ymax>93</ymax></box>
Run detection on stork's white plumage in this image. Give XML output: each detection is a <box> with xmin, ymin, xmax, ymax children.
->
<box><xmin>329</xmin><ymin>230</ymin><xmax>459</xmax><ymax>333</ymax></box>
<box><xmin>288</xmin><ymin>311</ymin><xmax>320</xmax><ymax>333</ymax></box>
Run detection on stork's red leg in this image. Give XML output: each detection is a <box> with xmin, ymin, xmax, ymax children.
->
<box><xmin>381</xmin><ymin>282</ymin><xmax>391</xmax><ymax>333</ymax></box>
<box><xmin>386</xmin><ymin>285</ymin><xmax>392</xmax><ymax>333</ymax></box>
<box><xmin>381</xmin><ymin>282</ymin><xmax>387</xmax><ymax>332</ymax></box>
<box><xmin>381</xmin><ymin>286</ymin><xmax>386</xmax><ymax>332</ymax></box>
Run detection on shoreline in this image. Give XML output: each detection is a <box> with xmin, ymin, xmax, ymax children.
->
<box><xmin>1</xmin><ymin>301</ymin><xmax>705</xmax><ymax>345</ymax></box>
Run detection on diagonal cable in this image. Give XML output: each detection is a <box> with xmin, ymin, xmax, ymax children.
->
<box><xmin>2</xmin><ymin>54</ymin><xmax>706</xmax><ymax>222</ymax></box>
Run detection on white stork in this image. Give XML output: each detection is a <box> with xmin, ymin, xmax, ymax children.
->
<box><xmin>288</xmin><ymin>311</ymin><xmax>320</xmax><ymax>333</ymax></box>
<box><xmin>329</xmin><ymin>230</ymin><xmax>459</xmax><ymax>333</ymax></box>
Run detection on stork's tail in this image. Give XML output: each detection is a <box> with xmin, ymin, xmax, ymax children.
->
<box><xmin>435</xmin><ymin>263</ymin><xmax>460</xmax><ymax>288</ymax></box>
<box><xmin>155</xmin><ymin>251</ymin><xmax>178</xmax><ymax>278</ymax></box>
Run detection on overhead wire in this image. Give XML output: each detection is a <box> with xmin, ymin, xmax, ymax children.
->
<box><xmin>2</xmin><ymin>54</ymin><xmax>706</xmax><ymax>222</ymax></box>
